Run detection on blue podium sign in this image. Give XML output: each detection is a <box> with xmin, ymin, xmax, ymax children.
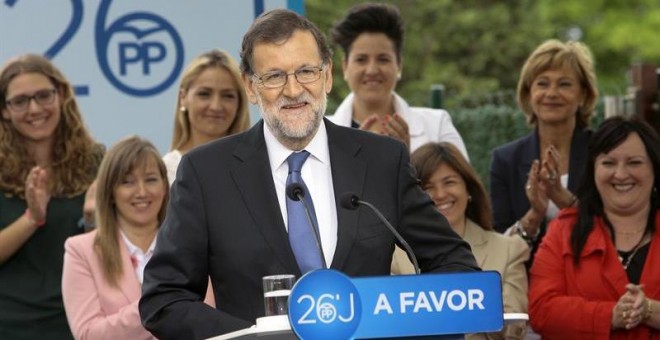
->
<box><xmin>288</xmin><ymin>270</ymin><xmax>503</xmax><ymax>340</ymax></box>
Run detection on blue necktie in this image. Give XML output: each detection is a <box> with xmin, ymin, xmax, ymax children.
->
<box><xmin>286</xmin><ymin>151</ymin><xmax>323</xmax><ymax>273</ymax></box>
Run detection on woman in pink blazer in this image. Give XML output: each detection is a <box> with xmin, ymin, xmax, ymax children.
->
<box><xmin>62</xmin><ymin>136</ymin><xmax>214</xmax><ymax>340</ymax></box>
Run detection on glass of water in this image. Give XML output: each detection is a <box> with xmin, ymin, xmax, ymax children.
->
<box><xmin>262</xmin><ymin>274</ymin><xmax>295</xmax><ymax>316</ymax></box>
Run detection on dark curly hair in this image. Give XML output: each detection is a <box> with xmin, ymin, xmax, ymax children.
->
<box><xmin>0</xmin><ymin>54</ymin><xmax>102</xmax><ymax>198</ymax></box>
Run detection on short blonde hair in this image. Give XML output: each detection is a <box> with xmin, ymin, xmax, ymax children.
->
<box><xmin>170</xmin><ymin>49</ymin><xmax>250</xmax><ymax>151</ymax></box>
<box><xmin>517</xmin><ymin>39</ymin><xmax>599</xmax><ymax>128</ymax></box>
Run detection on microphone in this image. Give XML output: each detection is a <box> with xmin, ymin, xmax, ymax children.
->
<box><xmin>340</xmin><ymin>192</ymin><xmax>420</xmax><ymax>274</ymax></box>
<box><xmin>286</xmin><ymin>183</ymin><xmax>327</xmax><ymax>269</ymax></box>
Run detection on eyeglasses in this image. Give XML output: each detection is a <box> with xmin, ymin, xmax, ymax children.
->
<box><xmin>252</xmin><ymin>66</ymin><xmax>325</xmax><ymax>89</ymax></box>
<box><xmin>5</xmin><ymin>89</ymin><xmax>57</xmax><ymax>113</ymax></box>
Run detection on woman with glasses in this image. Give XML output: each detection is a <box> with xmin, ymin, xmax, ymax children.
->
<box><xmin>328</xmin><ymin>3</ymin><xmax>468</xmax><ymax>157</ymax></box>
<box><xmin>0</xmin><ymin>54</ymin><xmax>103</xmax><ymax>339</ymax></box>
<box><xmin>164</xmin><ymin>49</ymin><xmax>250</xmax><ymax>184</ymax></box>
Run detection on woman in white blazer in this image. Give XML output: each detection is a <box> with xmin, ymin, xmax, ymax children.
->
<box><xmin>328</xmin><ymin>3</ymin><xmax>468</xmax><ymax>158</ymax></box>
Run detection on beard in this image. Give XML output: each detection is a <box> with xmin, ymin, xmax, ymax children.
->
<box><xmin>258</xmin><ymin>89</ymin><xmax>327</xmax><ymax>145</ymax></box>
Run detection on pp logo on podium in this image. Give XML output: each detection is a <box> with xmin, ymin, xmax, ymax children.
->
<box><xmin>288</xmin><ymin>270</ymin><xmax>362</xmax><ymax>340</ymax></box>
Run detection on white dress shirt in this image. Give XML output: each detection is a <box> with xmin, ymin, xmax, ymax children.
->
<box><xmin>263</xmin><ymin>120</ymin><xmax>338</xmax><ymax>267</ymax></box>
<box><xmin>120</xmin><ymin>230</ymin><xmax>157</xmax><ymax>284</ymax></box>
<box><xmin>162</xmin><ymin>149</ymin><xmax>183</xmax><ymax>186</ymax></box>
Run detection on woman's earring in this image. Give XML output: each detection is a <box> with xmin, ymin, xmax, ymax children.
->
<box><xmin>468</xmin><ymin>195</ymin><xmax>472</xmax><ymax>202</ymax></box>
<box><xmin>180</xmin><ymin>106</ymin><xmax>187</xmax><ymax>113</ymax></box>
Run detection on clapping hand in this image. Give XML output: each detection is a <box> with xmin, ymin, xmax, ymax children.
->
<box><xmin>25</xmin><ymin>166</ymin><xmax>50</xmax><ymax>225</ymax></box>
<box><xmin>360</xmin><ymin>113</ymin><xmax>410</xmax><ymax>150</ymax></box>
<box><xmin>538</xmin><ymin>145</ymin><xmax>561</xmax><ymax>195</ymax></box>
<box><xmin>613</xmin><ymin>284</ymin><xmax>648</xmax><ymax>329</ymax></box>
<box><xmin>526</xmin><ymin>160</ymin><xmax>549</xmax><ymax>215</ymax></box>
<box><xmin>539</xmin><ymin>145</ymin><xmax>577</xmax><ymax>208</ymax></box>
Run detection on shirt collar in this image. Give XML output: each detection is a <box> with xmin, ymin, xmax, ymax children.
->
<box><xmin>263</xmin><ymin>118</ymin><xmax>330</xmax><ymax>171</ymax></box>
<box><xmin>119</xmin><ymin>229</ymin><xmax>157</xmax><ymax>257</ymax></box>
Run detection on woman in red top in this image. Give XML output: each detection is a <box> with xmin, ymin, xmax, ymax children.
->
<box><xmin>529</xmin><ymin>116</ymin><xmax>660</xmax><ymax>339</ymax></box>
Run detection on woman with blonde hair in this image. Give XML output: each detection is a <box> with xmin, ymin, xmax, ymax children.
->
<box><xmin>490</xmin><ymin>39</ymin><xmax>599</xmax><ymax>264</ymax></box>
<box><xmin>0</xmin><ymin>54</ymin><xmax>103</xmax><ymax>339</ymax></box>
<box><xmin>163</xmin><ymin>49</ymin><xmax>250</xmax><ymax>184</ymax></box>
<box><xmin>62</xmin><ymin>136</ymin><xmax>214</xmax><ymax>339</ymax></box>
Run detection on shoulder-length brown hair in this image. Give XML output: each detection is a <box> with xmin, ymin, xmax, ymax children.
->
<box><xmin>170</xmin><ymin>49</ymin><xmax>250</xmax><ymax>151</ymax></box>
<box><xmin>517</xmin><ymin>39</ymin><xmax>599</xmax><ymax>129</ymax></box>
<box><xmin>94</xmin><ymin>136</ymin><xmax>169</xmax><ymax>287</ymax></box>
<box><xmin>0</xmin><ymin>54</ymin><xmax>103</xmax><ymax>198</ymax></box>
<box><xmin>411</xmin><ymin>142</ymin><xmax>493</xmax><ymax>230</ymax></box>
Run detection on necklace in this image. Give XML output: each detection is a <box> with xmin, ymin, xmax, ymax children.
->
<box><xmin>615</xmin><ymin>227</ymin><xmax>645</xmax><ymax>240</ymax></box>
<box><xmin>618</xmin><ymin>233</ymin><xmax>648</xmax><ymax>270</ymax></box>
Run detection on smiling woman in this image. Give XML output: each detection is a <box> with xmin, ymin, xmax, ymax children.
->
<box><xmin>61</xmin><ymin>136</ymin><xmax>215</xmax><ymax>340</ymax></box>
<box><xmin>489</xmin><ymin>40</ymin><xmax>600</xmax><ymax>270</ymax></box>
<box><xmin>163</xmin><ymin>49</ymin><xmax>251</xmax><ymax>185</ymax></box>
<box><xmin>0</xmin><ymin>54</ymin><xmax>104</xmax><ymax>340</ymax></box>
<box><xmin>394</xmin><ymin>141</ymin><xmax>530</xmax><ymax>339</ymax></box>
<box><xmin>529</xmin><ymin>116</ymin><xmax>660</xmax><ymax>338</ymax></box>
<box><xmin>328</xmin><ymin>3</ymin><xmax>468</xmax><ymax>157</ymax></box>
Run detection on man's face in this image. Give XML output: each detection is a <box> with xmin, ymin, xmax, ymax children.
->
<box><xmin>243</xmin><ymin>30</ymin><xmax>332</xmax><ymax>146</ymax></box>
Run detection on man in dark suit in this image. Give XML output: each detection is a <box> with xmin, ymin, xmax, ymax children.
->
<box><xmin>139</xmin><ymin>9</ymin><xmax>478</xmax><ymax>340</ymax></box>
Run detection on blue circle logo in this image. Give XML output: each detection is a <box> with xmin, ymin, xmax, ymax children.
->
<box><xmin>288</xmin><ymin>270</ymin><xmax>362</xmax><ymax>340</ymax></box>
<box><xmin>95</xmin><ymin>0</ymin><xmax>183</xmax><ymax>97</ymax></box>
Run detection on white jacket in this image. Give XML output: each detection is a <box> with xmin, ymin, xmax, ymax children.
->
<box><xmin>162</xmin><ymin>149</ymin><xmax>182</xmax><ymax>185</ymax></box>
<box><xmin>328</xmin><ymin>92</ymin><xmax>469</xmax><ymax>159</ymax></box>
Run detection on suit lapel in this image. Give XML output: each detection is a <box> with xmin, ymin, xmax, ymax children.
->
<box><xmin>567</xmin><ymin>128</ymin><xmax>590</xmax><ymax>191</ymax></box>
<box><xmin>517</xmin><ymin>131</ymin><xmax>539</xmax><ymax>179</ymax></box>
<box><xmin>581</xmin><ymin>220</ymin><xmax>627</xmax><ymax>296</ymax></box>
<box><xmin>463</xmin><ymin>220</ymin><xmax>488</xmax><ymax>268</ymax></box>
<box><xmin>514</xmin><ymin>133</ymin><xmax>538</xmax><ymax>214</ymax></box>
<box><xmin>230</xmin><ymin>121</ymin><xmax>300</xmax><ymax>276</ymax></box>
<box><xmin>325</xmin><ymin>120</ymin><xmax>367</xmax><ymax>270</ymax></box>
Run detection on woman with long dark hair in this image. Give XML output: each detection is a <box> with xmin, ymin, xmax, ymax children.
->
<box><xmin>529</xmin><ymin>116</ymin><xmax>660</xmax><ymax>338</ymax></box>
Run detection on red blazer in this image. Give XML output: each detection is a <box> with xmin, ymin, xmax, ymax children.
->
<box><xmin>529</xmin><ymin>208</ymin><xmax>660</xmax><ymax>339</ymax></box>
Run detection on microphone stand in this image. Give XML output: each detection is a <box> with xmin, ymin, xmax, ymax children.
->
<box><xmin>349</xmin><ymin>196</ymin><xmax>420</xmax><ymax>275</ymax></box>
<box><xmin>289</xmin><ymin>186</ymin><xmax>327</xmax><ymax>269</ymax></box>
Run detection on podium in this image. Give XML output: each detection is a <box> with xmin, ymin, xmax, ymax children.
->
<box><xmin>209</xmin><ymin>270</ymin><xmax>527</xmax><ymax>340</ymax></box>
<box><xmin>210</xmin><ymin>313</ymin><xmax>528</xmax><ymax>339</ymax></box>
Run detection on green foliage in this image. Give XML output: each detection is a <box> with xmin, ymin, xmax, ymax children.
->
<box><xmin>308</xmin><ymin>0</ymin><xmax>660</xmax><ymax>109</ymax></box>
<box><xmin>309</xmin><ymin>0</ymin><xmax>550</xmax><ymax>111</ymax></box>
<box><xmin>305</xmin><ymin>0</ymin><xmax>657</xmax><ymax>184</ymax></box>
<box><xmin>451</xmin><ymin>105</ymin><xmax>529</xmax><ymax>187</ymax></box>
<box><xmin>538</xmin><ymin>0</ymin><xmax>660</xmax><ymax>94</ymax></box>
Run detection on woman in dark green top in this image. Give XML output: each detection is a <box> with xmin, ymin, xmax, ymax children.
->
<box><xmin>0</xmin><ymin>54</ymin><xmax>103</xmax><ymax>340</ymax></box>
